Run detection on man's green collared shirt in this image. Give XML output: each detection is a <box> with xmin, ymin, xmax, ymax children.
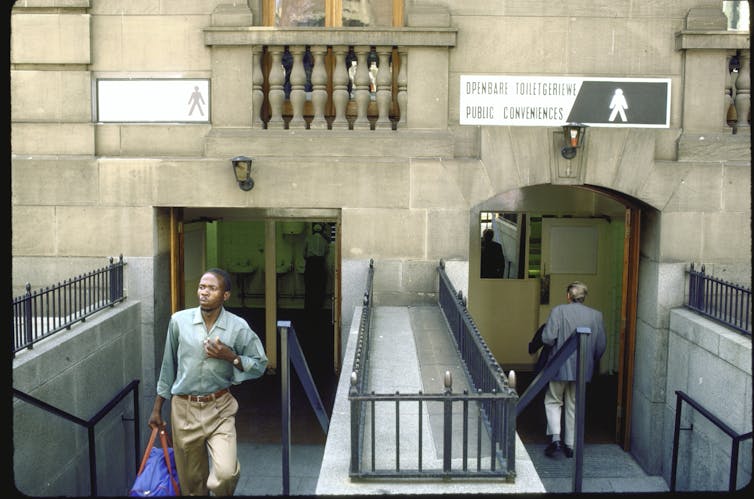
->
<box><xmin>156</xmin><ymin>307</ymin><xmax>268</xmax><ymax>399</ymax></box>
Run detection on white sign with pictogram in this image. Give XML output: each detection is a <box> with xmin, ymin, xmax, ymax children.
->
<box><xmin>460</xmin><ymin>75</ymin><xmax>670</xmax><ymax>128</ymax></box>
<box><xmin>97</xmin><ymin>79</ymin><xmax>210</xmax><ymax>123</ymax></box>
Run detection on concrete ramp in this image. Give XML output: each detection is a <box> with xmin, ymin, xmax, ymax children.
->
<box><xmin>316</xmin><ymin>306</ymin><xmax>545</xmax><ymax>494</ymax></box>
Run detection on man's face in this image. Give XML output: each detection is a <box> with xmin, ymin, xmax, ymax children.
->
<box><xmin>197</xmin><ymin>272</ymin><xmax>229</xmax><ymax>312</ymax></box>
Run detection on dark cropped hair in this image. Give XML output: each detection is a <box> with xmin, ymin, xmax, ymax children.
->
<box><xmin>206</xmin><ymin>268</ymin><xmax>232</xmax><ymax>292</ymax></box>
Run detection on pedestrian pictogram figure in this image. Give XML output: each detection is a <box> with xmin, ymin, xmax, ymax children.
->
<box><xmin>608</xmin><ymin>88</ymin><xmax>628</xmax><ymax>122</ymax></box>
<box><xmin>188</xmin><ymin>86</ymin><xmax>205</xmax><ymax>116</ymax></box>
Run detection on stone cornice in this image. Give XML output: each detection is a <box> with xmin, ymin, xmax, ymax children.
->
<box><xmin>675</xmin><ymin>30</ymin><xmax>750</xmax><ymax>50</ymax></box>
<box><xmin>204</xmin><ymin>27</ymin><xmax>457</xmax><ymax>47</ymax></box>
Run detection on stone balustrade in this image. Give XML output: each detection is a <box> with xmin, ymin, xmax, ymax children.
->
<box><xmin>204</xmin><ymin>27</ymin><xmax>457</xmax><ymax>131</ymax></box>
<box><xmin>726</xmin><ymin>50</ymin><xmax>751</xmax><ymax>131</ymax></box>
<box><xmin>257</xmin><ymin>44</ymin><xmax>406</xmax><ymax>130</ymax></box>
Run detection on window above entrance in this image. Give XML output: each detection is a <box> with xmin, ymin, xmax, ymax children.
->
<box><xmin>264</xmin><ymin>0</ymin><xmax>403</xmax><ymax>27</ymax></box>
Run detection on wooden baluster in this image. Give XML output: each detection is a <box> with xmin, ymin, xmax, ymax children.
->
<box><xmin>331</xmin><ymin>45</ymin><xmax>350</xmax><ymax>129</ymax></box>
<box><xmin>267</xmin><ymin>46</ymin><xmax>286</xmax><ymax>129</ymax></box>
<box><xmin>288</xmin><ymin>45</ymin><xmax>307</xmax><ymax>129</ymax></box>
<box><xmin>310</xmin><ymin>45</ymin><xmax>328</xmax><ymax>129</ymax></box>
<box><xmin>252</xmin><ymin>46</ymin><xmax>264</xmax><ymax>128</ymax></box>
<box><xmin>725</xmin><ymin>54</ymin><xmax>736</xmax><ymax>127</ymax></box>
<box><xmin>352</xmin><ymin>46</ymin><xmax>372</xmax><ymax>130</ymax></box>
<box><xmin>374</xmin><ymin>45</ymin><xmax>393</xmax><ymax>130</ymax></box>
<box><xmin>734</xmin><ymin>51</ymin><xmax>750</xmax><ymax>129</ymax></box>
<box><xmin>397</xmin><ymin>48</ymin><xmax>408</xmax><ymax>129</ymax></box>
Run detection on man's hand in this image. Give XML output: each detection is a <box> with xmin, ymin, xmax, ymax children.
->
<box><xmin>148</xmin><ymin>396</ymin><xmax>166</xmax><ymax>430</ymax></box>
<box><xmin>204</xmin><ymin>336</ymin><xmax>234</xmax><ymax>363</ymax></box>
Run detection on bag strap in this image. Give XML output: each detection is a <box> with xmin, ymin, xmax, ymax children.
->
<box><xmin>136</xmin><ymin>427</ymin><xmax>159</xmax><ymax>476</ymax></box>
<box><xmin>158</xmin><ymin>428</ymin><xmax>181</xmax><ymax>495</ymax></box>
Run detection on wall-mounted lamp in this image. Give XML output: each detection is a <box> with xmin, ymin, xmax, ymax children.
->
<box><xmin>231</xmin><ymin>156</ymin><xmax>254</xmax><ymax>191</ymax></box>
<box><xmin>561</xmin><ymin>122</ymin><xmax>587</xmax><ymax>160</ymax></box>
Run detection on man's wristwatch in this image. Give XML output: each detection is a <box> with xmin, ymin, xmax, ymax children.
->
<box><xmin>233</xmin><ymin>356</ymin><xmax>241</xmax><ymax>367</ymax></box>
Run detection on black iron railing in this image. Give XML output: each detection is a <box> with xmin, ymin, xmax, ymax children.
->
<box><xmin>277</xmin><ymin>321</ymin><xmax>329</xmax><ymax>496</ymax></box>
<box><xmin>687</xmin><ymin>263</ymin><xmax>751</xmax><ymax>336</ymax></box>
<box><xmin>349</xmin><ymin>371</ymin><xmax>515</xmax><ymax>479</ymax></box>
<box><xmin>12</xmin><ymin>256</ymin><xmax>127</xmax><ymax>355</ymax></box>
<box><xmin>436</xmin><ymin>259</ymin><xmax>518</xmax><ymax>478</ymax></box>
<box><xmin>347</xmin><ymin>259</ymin><xmax>517</xmax><ymax>480</ymax></box>
<box><xmin>671</xmin><ymin>390</ymin><xmax>753</xmax><ymax>492</ymax></box>
<box><xmin>12</xmin><ymin>379</ymin><xmax>141</xmax><ymax>497</ymax></box>
<box><xmin>349</xmin><ymin>259</ymin><xmax>374</xmax><ymax>476</ymax></box>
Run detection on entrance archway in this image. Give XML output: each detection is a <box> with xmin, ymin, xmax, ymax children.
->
<box><xmin>468</xmin><ymin>184</ymin><xmax>647</xmax><ymax>449</ymax></box>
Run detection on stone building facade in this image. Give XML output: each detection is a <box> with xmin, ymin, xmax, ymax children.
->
<box><xmin>10</xmin><ymin>0</ymin><xmax>750</xmax><ymax>493</ymax></box>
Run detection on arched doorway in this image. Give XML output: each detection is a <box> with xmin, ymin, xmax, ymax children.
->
<box><xmin>468</xmin><ymin>184</ymin><xmax>646</xmax><ymax>449</ymax></box>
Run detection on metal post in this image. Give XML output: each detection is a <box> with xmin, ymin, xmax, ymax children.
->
<box><xmin>349</xmin><ymin>373</ymin><xmax>360</xmax><ymax>474</ymax></box>
<box><xmin>573</xmin><ymin>327</ymin><xmax>591</xmax><ymax>493</ymax></box>
<box><xmin>670</xmin><ymin>392</ymin><xmax>682</xmax><ymax>491</ymax></box>
<box><xmin>443</xmin><ymin>370</ymin><xmax>452</xmax><ymax>473</ymax></box>
<box><xmin>279</xmin><ymin>322</ymin><xmax>291</xmax><ymax>496</ymax></box>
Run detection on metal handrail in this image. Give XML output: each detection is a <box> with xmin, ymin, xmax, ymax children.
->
<box><xmin>687</xmin><ymin>263</ymin><xmax>751</xmax><ymax>336</ymax></box>
<box><xmin>347</xmin><ymin>258</ymin><xmax>517</xmax><ymax>480</ymax></box>
<box><xmin>349</xmin><ymin>372</ymin><xmax>515</xmax><ymax>479</ymax></box>
<box><xmin>278</xmin><ymin>321</ymin><xmax>329</xmax><ymax>496</ymax></box>
<box><xmin>436</xmin><ymin>259</ymin><xmax>518</xmax><ymax>477</ymax></box>
<box><xmin>671</xmin><ymin>390</ymin><xmax>753</xmax><ymax>492</ymax></box>
<box><xmin>12</xmin><ymin>256</ymin><xmax>128</xmax><ymax>355</ymax></box>
<box><xmin>12</xmin><ymin>379</ymin><xmax>141</xmax><ymax>496</ymax></box>
<box><xmin>349</xmin><ymin>258</ymin><xmax>374</xmax><ymax>475</ymax></box>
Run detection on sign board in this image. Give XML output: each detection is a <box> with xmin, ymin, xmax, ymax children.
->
<box><xmin>460</xmin><ymin>75</ymin><xmax>670</xmax><ymax>128</ymax></box>
<box><xmin>97</xmin><ymin>79</ymin><xmax>210</xmax><ymax>123</ymax></box>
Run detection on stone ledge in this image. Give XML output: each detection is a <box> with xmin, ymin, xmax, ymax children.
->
<box><xmin>669</xmin><ymin>307</ymin><xmax>751</xmax><ymax>374</ymax></box>
<box><xmin>677</xmin><ymin>132</ymin><xmax>751</xmax><ymax>162</ymax></box>
<box><xmin>205</xmin><ymin>128</ymin><xmax>455</xmax><ymax>159</ymax></box>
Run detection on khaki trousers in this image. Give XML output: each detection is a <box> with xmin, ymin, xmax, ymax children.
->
<box><xmin>170</xmin><ymin>391</ymin><xmax>240</xmax><ymax>496</ymax></box>
<box><xmin>544</xmin><ymin>380</ymin><xmax>576</xmax><ymax>446</ymax></box>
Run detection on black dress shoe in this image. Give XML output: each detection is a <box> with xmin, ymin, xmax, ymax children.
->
<box><xmin>545</xmin><ymin>440</ymin><xmax>563</xmax><ymax>457</ymax></box>
<box><xmin>563</xmin><ymin>445</ymin><xmax>574</xmax><ymax>458</ymax></box>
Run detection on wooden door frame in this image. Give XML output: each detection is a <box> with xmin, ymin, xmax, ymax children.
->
<box><xmin>616</xmin><ymin>205</ymin><xmax>640</xmax><ymax>449</ymax></box>
<box><xmin>579</xmin><ymin>186</ymin><xmax>643</xmax><ymax>450</ymax></box>
<box><xmin>170</xmin><ymin>207</ymin><xmax>184</xmax><ymax>314</ymax></box>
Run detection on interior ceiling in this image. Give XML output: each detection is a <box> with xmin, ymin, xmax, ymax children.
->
<box><xmin>182</xmin><ymin>207</ymin><xmax>340</xmax><ymax>221</ymax></box>
<box><xmin>486</xmin><ymin>184</ymin><xmax>630</xmax><ymax>217</ymax></box>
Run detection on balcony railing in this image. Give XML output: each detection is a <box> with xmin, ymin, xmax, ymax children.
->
<box><xmin>725</xmin><ymin>51</ymin><xmax>751</xmax><ymax>132</ymax></box>
<box><xmin>11</xmin><ymin>256</ymin><xmax>127</xmax><ymax>356</ymax></box>
<box><xmin>204</xmin><ymin>27</ymin><xmax>457</xmax><ymax>131</ymax></box>
<box><xmin>686</xmin><ymin>263</ymin><xmax>751</xmax><ymax>336</ymax></box>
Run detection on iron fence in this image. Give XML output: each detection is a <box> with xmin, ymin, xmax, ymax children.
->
<box><xmin>687</xmin><ymin>263</ymin><xmax>751</xmax><ymax>336</ymax></box>
<box><xmin>436</xmin><ymin>259</ymin><xmax>518</xmax><ymax>477</ymax></box>
<box><xmin>671</xmin><ymin>390</ymin><xmax>753</xmax><ymax>492</ymax></box>
<box><xmin>12</xmin><ymin>256</ymin><xmax>127</xmax><ymax>356</ymax></box>
<box><xmin>12</xmin><ymin>379</ymin><xmax>141</xmax><ymax>496</ymax></box>
<box><xmin>347</xmin><ymin>259</ymin><xmax>517</xmax><ymax>480</ymax></box>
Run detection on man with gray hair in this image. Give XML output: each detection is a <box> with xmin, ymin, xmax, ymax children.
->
<box><xmin>541</xmin><ymin>281</ymin><xmax>606</xmax><ymax>458</ymax></box>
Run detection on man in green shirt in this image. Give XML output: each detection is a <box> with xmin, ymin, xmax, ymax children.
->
<box><xmin>148</xmin><ymin>268</ymin><xmax>268</xmax><ymax>496</ymax></box>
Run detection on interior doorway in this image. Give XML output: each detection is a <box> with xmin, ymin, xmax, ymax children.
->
<box><xmin>469</xmin><ymin>185</ymin><xmax>644</xmax><ymax>450</ymax></box>
<box><xmin>170</xmin><ymin>208</ymin><xmax>342</xmax><ymax>429</ymax></box>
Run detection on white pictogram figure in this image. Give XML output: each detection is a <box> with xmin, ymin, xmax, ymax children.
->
<box><xmin>188</xmin><ymin>86</ymin><xmax>205</xmax><ymax>116</ymax></box>
<box><xmin>608</xmin><ymin>88</ymin><xmax>628</xmax><ymax>122</ymax></box>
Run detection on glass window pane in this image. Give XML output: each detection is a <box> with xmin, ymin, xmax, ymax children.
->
<box><xmin>276</xmin><ymin>0</ymin><xmax>325</xmax><ymax>27</ymax></box>
<box><xmin>343</xmin><ymin>0</ymin><xmax>393</xmax><ymax>27</ymax></box>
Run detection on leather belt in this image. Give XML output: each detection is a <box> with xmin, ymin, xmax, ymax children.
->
<box><xmin>177</xmin><ymin>388</ymin><xmax>230</xmax><ymax>403</ymax></box>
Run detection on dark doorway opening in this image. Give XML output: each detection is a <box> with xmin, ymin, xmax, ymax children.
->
<box><xmin>226</xmin><ymin>306</ymin><xmax>338</xmax><ymax>445</ymax></box>
<box><xmin>515</xmin><ymin>370</ymin><xmax>617</xmax><ymax>444</ymax></box>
